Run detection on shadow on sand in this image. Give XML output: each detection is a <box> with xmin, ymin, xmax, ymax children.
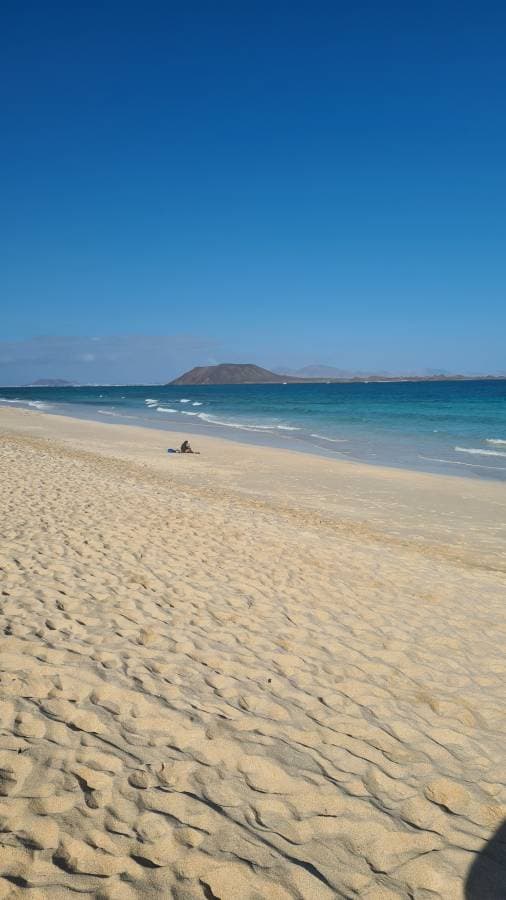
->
<box><xmin>465</xmin><ymin>819</ymin><xmax>506</xmax><ymax>899</ymax></box>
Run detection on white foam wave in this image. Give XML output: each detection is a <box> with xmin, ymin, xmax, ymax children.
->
<box><xmin>179</xmin><ymin>398</ymin><xmax>191</xmax><ymax>403</ymax></box>
<box><xmin>487</xmin><ymin>438</ymin><xmax>506</xmax><ymax>445</ymax></box>
<box><xmin>0</xmin><ymin>398</ymin><xmax>50</xmax><ymax>410</ymax></box>
<box><xmin>276</xmin><ymin>425</ymin><xmax>300</xmax><ymax>431</ymax></box>
<box><xmin>198</xmin><ymin>413</ymin><xmax>249</xmax><ymax>428</ymax></box>
<box><xmin>181</xmin><ymin>411</ymin><xmax>198</xmax><ymax>416</ymax></box>
<box><xmin>145</xmin><ymin>398</ymin><xmax>158</xmax><ymax>406</ymax></box>
<box><xmin>419</xmin><ymin>455</ymin><xmax>506</xmax><ymax>471</ymax></box>
<box><xmin>310</xmin><ymin>433</ymin><xmax>347</xmax><ymax>443</ymax></box>
<box><xmin>192</xmin><ymin>401</ymin><xmax>203</xmax><ymax>406</ymax></box>
<box><xmin>98</xmin><ymin>409</ymin><xmax>137</xmax><ymax>420</ymax></box>
<box><xmin>156</xmin><ymin>407</ymin><xmax>178</xmax><ymax>413</ymax></box>
<box><xmin>197</xmin><ymin>413</ymin><xmax>273</xmax><ymax>432</ymax></box>
<box><xmin>455</xmin><ymin>446</ymin><xmax>506</xmax><ymax>458</ymax></box>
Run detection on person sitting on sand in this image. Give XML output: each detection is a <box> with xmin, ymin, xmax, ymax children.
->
<box><xmin>180</xmin><ymin>439</ymin><xmax>199</xmax><ymax>454</ymax></box>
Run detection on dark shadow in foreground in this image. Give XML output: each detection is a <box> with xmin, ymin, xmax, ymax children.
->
<box><xmin>465</xmin><ymin>819</ymin><xmax>506</xmax><ymax>899</ymax></box>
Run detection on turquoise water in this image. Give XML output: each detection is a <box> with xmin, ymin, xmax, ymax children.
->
<box><xmin>1</xmin><ymin>381</ymin><xmax>506</xmax><ymax>480</ymax></box>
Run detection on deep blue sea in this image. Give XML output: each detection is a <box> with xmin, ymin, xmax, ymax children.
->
<box><xmin>1</xmin><ymin>381</ymin><xmax>506</xmax><ymax>480</ymax></box>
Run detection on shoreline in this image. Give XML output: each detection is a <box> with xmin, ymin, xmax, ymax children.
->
<box><xmin>2</xmin><ymin>380</ymin><xmax>506</xmax><ymax>483</ymax></box>
<box><xmin>2</xmin><ymin>406</ymin><xmax>505</xmax><ymax>571</ymax></box>
<box><xmin>3</xmin><ymin>396</ymin><xmax>506</xmax><ymax>481</ymax></box>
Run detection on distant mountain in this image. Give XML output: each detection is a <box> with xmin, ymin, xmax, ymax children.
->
<box><xmin>27</xmin><ymin>378</ymin><xmax>76</xmax><ymax>387</ymax></box>
<box><xmin>277</xmin><ymin>365</ymin><xmax>358</xmax><ymax>379</ymax></box>
<box><xmin>169</xmin><ymin>364</ymin><xmax>298</xmax><ymax>385</ymax></box>
<box><xmin>421</xmin><ymin>368</ymin><xmax>451</xmax><ymax>377</ymax></box>
<box><xmin>170</xmin><ymin>364</ymin><xmax>506</xmax><ymax>386</ymax></box>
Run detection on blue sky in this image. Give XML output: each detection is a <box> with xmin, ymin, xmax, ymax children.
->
<box><xmin>1</xmin><ymin>1</ymin><xmax>505</xmax><ymax>383</ymax></box>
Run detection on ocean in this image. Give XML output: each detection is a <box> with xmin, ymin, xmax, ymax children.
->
<box><xmin>1</xmin><ymin>380</ymin><xmax>506</xmax><ymax>481</ymax></box>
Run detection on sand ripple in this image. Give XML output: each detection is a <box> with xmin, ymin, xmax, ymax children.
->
<box><xmin>0</xmin><ymin>429</ymin><xmax>505</xmax><ymax>898</ymax></box>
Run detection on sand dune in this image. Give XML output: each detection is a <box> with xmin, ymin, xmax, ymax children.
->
<box><xmin>0</xmin><ymin>408</ymin><xmax>505</xmax><ymax>898</ymax></box>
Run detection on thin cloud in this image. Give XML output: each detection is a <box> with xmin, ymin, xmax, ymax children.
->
<box><xmin>0</xmin><ymin>335</ymin><xmax>222</xmax><ymax>385</ymax></box>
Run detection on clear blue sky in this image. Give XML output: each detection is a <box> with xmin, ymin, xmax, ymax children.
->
<box><xmin>1</xmin><ymin>1</ymin><xmax>505</xmax><ymax>383</ymax></box>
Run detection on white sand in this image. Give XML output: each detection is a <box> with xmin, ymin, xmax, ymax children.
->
<box><xmin>1</xmin><ymin>407</ymin><xmax>505</xmax><ymax>898</ymax></box>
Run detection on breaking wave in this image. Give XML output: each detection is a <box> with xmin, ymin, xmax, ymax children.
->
<box><xmin>310</xmin><ymin>433</ymin><xmax>347</xmax><ymax>443</ymax></box>
<box><xmin>98</xmin><ymin>409</ymin><xmax>138</xmax><ymax>420</ymax></box>
<box><xmin>419</xmin><ymin>455</ymin><xmax>506</xmax><ymax>471</ymax></box>
<box><xmin>197</xmin><ymin>413</ymin><xmax>273</xmax><ymax>432</ymax></box>
<box><xmin>455</xmin><ymin>446</ymin><xmax>506</xmax><ymax>458</ymax></box>
<box><xmin>0</xmin><ymin>398</ymin><xmax>51</xmax><ymax>410</ymax></box>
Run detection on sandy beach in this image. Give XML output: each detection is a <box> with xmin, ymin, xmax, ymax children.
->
<box><xmin>1</xmin><ymin>406</ymin><xmax>505</xmax><ymax>899</ymax></box>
